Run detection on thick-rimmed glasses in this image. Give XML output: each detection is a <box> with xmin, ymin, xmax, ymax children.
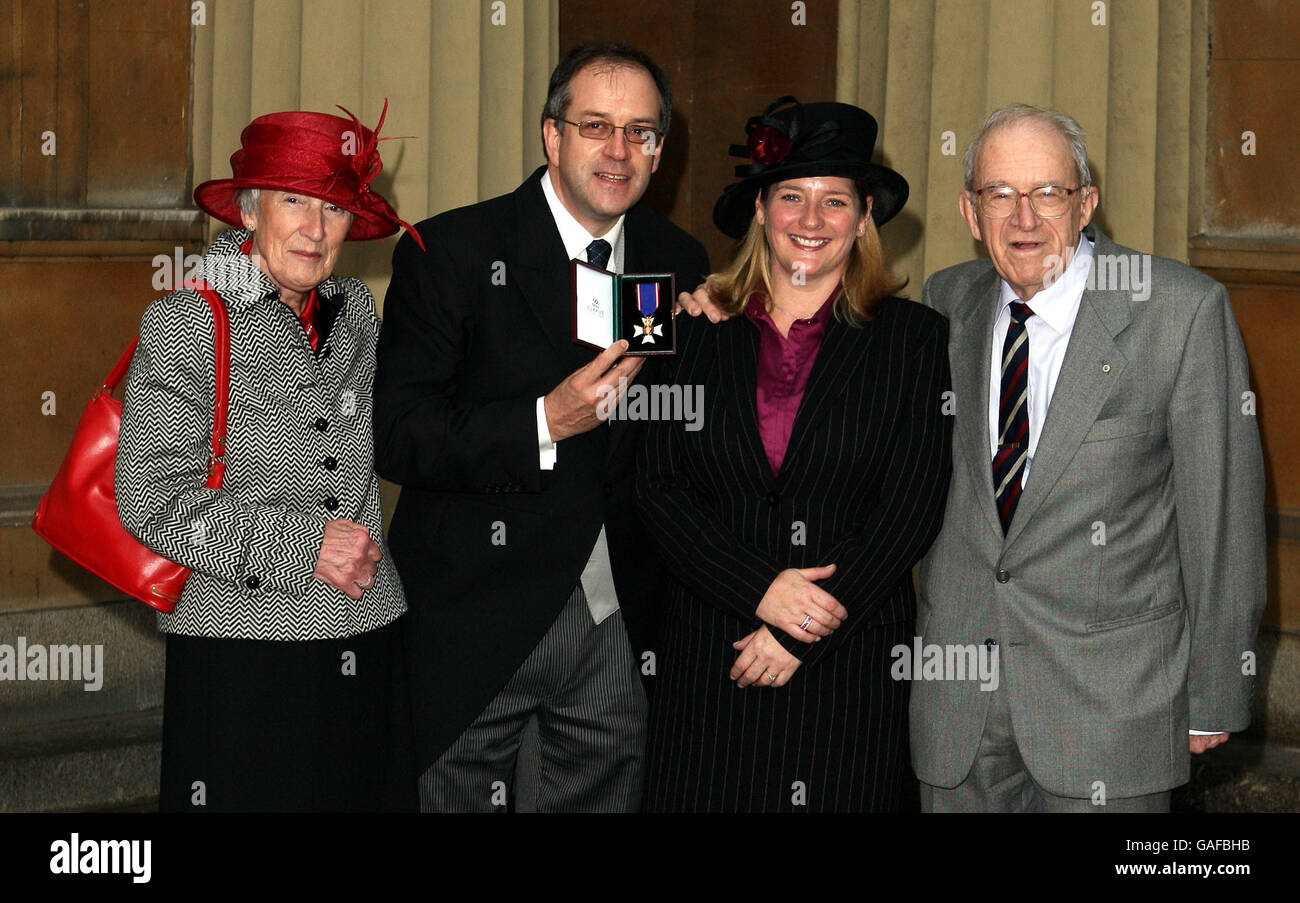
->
<box><xmin>554</xmin><ymin>118</ymin><xmax>660</xmax><ymax>146</ymax></box>
<box><xmin>971</xmin><ymin>184</ymin><xmax>1083</xmax><ymax>218</ymax></box>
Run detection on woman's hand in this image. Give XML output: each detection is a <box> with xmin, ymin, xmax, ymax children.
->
<box><xmin>755</xmin><ymin>564</ymin><xmax>847</xmax><ymax>642</ymax></box>
<box><xmin>730</xmin><ymin>626</ymin><xmax>801</xmax><ymax>687</ymax></box>
<box><xmin>673</xmin><ymin>280</ymin><xmax>729</xmax><ymax>323</ymax></box>
<box><xmin>313</xmin><ymin>519</ymin><xmax>382</xmax><ymax>599</ymax></box>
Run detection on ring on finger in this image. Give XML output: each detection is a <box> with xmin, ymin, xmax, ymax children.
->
<box><xmin>799</xmin><ymin>614</ymin><xmax>813</xmax><ymax>632</ymax></box>
<box><xmin>355</xmin><ymin>575</ymin><xmax>374</xmax><ymax>590</ymax></box>
<box><xmin>766</xmin><ymin>671</ymin><xmax>777</xmax><ymax>682</ymax></box>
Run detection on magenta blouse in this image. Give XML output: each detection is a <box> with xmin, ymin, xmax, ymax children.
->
<box><xmin>743</xmin><ymin>289</ymin><xmax>837</xmax><ymax>475</ymax></box>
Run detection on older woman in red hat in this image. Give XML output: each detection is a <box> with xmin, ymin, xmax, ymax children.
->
<box><xmin>636</xmin><ymin>97</ymin><xmax>954</xmax><ymax>811</ymax></box>
<box><xmin>116</xmin><ymin>104</ymin><xmax>423</xmax><ymax>812</ymax></box>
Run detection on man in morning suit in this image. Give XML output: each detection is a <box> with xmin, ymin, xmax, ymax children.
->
<box><xmin>912</xmin><ymin>104</ymin><xmax>1266</xmax><ymax>811</ymax></box>
<box><xmin>373</xmin><ymin>42</ymin><xmax>709</xmax><ymax>811</ymax></box>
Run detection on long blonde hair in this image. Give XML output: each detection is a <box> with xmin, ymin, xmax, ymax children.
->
<box><xmin>708</xmin><ymin>179</ymin><xmax>906</xmax><ymax>324</ymax></box>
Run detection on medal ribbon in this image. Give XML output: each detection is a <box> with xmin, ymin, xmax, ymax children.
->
<box><xmin>637</xmin><ymin>281</ymin><xmax>660</xmax><ymax>318</ymax></box>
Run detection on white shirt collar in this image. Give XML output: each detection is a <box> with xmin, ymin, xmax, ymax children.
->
<box><xmin>997</xmin><ymin>234</ymin><xmax>1094</xmax><ymax>335</ymax></box>
<box><xmin>541</xmin><ymin>169</ymin><xmax>626</xmax><ymax>272</ymax></box>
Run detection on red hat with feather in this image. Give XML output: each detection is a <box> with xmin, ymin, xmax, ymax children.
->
<box><xmin>194</xmin><ymin>99</ymin><xmax>425</xmax><ymax>250</ymax></box>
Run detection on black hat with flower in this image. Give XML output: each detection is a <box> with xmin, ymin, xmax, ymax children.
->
<box><xmin>712</xmin><ymin>96</ymin><xmax>909</xmax><ymax>240</ymax></box>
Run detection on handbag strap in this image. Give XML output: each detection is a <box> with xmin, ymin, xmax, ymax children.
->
<box><xmin>184</xmin><ymin>280</ymin><xmax>231</xmax><ymax>489</ymax></box>
<box><xmin>100</xmin><ymin>338</ymin><xmax>139</xmax><ymax>395</ymax></box>
<box><xmin>100</xmin><ymin>280</ymin><xmax>232</xmax><ymax>489</ymax></box>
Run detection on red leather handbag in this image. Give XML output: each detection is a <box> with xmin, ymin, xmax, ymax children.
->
<box><xmin>32</xmin><ymin>281</ymin><xmax>230</xmax><ymax>613</ymax></box>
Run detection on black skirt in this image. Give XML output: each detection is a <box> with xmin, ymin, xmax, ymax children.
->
<box><xmin>159</xmin><ymin>615</ymin><xmax>416</xmax><ymax>813</ymax></box>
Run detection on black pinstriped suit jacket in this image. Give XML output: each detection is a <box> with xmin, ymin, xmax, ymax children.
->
<box><xmin>636</xmin><ymin>296</ymin><xmax>953</xmax><ymax>810</ymax></box>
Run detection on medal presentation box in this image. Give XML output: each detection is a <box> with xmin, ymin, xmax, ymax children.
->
<box><xmin>571</xmin><ymin>259</ymin><xmax>676</xmax><ymax>356</ymax></box>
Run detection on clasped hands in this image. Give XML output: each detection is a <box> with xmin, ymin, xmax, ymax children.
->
<box><xmin>731</xmin><ymin>564</ymin><xmax>845</xmax><ymax>689</ymax></box>
<box><xmin>314</xmin><ymin>519</ymin><xmax>381</xmax><ymax>599</ymax></box>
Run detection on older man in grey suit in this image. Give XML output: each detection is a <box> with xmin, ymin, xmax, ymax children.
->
<box><xmin>912</xmin><ymin>104</ymin><xmax>1266</xmax><ymax>812</ymax></box>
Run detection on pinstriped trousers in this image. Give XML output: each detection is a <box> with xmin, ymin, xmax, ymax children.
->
<box><xmin>418</xmin><ymin>582</ymin><xmax>648</xmax><ymax>812</ymax></box>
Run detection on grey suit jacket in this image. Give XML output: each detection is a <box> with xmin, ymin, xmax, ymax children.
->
<box><xmin>912</xmin><ymin>225</ymin><xmax>1266</xmax><ymax>798</ymax></box>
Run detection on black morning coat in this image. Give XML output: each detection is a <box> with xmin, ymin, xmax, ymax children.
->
<box><xmin>373</xmin><ymin>166</ymin><xmax>709</xmax><ymax>770</ymax></box>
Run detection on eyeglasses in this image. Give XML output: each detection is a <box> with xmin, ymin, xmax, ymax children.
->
<box><xmin>971</xmin><ymin>184</ymin><xmax>1083</xmax><ymax>218</ymax></box>
<box><xmin>555</xmin><ymin>118</ymin><xmax>660</xmax><ymax>146</ymax></box>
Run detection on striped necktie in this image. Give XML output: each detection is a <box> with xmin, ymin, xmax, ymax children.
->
<box><xmin>993</xmin><ymin>301</ymin><xmax>1034</xmax><ymax>534</ymax></box>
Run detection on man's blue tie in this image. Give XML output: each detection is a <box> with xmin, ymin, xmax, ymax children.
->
<box><xmin>586</xmin><ymin>238</ymin><xmax>612</xmax><ymax>270</ymax></box>
<box><xmin>992</xmin><ymin>301</ymin><xmax>1034</xmax><ymax>534</ymax></box>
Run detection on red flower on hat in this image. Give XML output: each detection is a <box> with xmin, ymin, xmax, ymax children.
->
<box><xmin>747</xmin><ymin>124</ymin><xmax>792</xmax><ymax>166</ymax></box>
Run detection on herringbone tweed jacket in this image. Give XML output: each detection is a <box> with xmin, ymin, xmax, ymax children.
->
<box><xmin>116</xmin><ymin>228</ymin><xmax>406</xmax><ymax>640</ymax></box>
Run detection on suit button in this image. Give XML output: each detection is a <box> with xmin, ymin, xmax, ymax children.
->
<box><xmin>314</xmin><ymin>417</ymin><xmax>329</xmax><ymax>432</ymax></box>
<box><xmin>996</xmin><ymin>569</ymin><xmax>1010</xmax><ymax>583</ymax></box>
<box><xmin>603</xmin><ymin>482</ymin><xmax>612</xmax><ymax>496</ymax></box>
<box><xmin>321</xmin><ymin>347</ymin><xmax>332</xmax><ymax>358</ymax></box>
<box><xmin>323</xmin><ymin>496</ymin><xmax>339</xmax><ymax>511</ymax></box>
<box><xmin>765</xmin><ymin>491</ymin><xmax>780</xmax><ymax>507</ymax></box>
<box><xmin>245</xmin><ymin>575</ymin><xmax>260</xmax><ymax>589</ymax></box>
<box><xmin>321</xmin><ymin>456</ymin><xmax>338</xmax><ymax>470</ymax></box>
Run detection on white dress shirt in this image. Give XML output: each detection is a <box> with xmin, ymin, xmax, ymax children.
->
<box><xmin>987</xmin><ymin>235</ymin><xmax>1092</xmax><ymax>487</ymax></box>
<box><xmin>533</xmin><ymin>169</ymin><xmax>625</xmax><ymax>624</ymax></box>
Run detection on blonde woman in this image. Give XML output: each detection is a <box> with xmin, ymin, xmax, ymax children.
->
<box><xmin>637</xmin><ymin>98</ymin><xmax>953</xmax><ymax>812</ymax></box>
